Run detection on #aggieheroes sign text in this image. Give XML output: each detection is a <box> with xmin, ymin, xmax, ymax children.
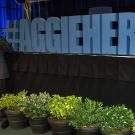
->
<box><xmin>3</xmin><ymin>13</ymin><xmax>135</xmax><ymax>55</ymax></box>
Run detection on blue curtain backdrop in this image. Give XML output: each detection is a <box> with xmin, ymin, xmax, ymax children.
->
<box><xmin>0</xmin><ymin>0</ymin><xmax>24</xmax><ymax>37</ymax></box>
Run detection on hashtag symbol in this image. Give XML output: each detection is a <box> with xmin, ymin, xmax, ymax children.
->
<box><xmin>3</xmin><ymin>20</ymin><xmax>20</xmax><ymax>51</ymax></box>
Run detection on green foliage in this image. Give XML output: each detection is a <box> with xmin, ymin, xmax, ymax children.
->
<box><xmin>21</xmin><ymin>92</ymin><xmax>51</xmax><ymax>119</ymax></box>
<box><xmin>48</xmin><ymin>95</ymin><xmax>82</xmax><ymax>119</ymax></box>
<box><xmin>0</xmin><ymin>90</ymin><xmax>27</xmax><ymax>111</ymax></box>
<box><xmin>100</xmin><ymin>105</ymin><xmax>134</xmax><ymax>133</ymax></box>
<box><xmin>68</xmin><ymin>98</ymin><xmax>103</xmax><ymax>128</ymax></box>
<box><xmin>133</xmin><ymin>120</ymin><xmax>135</xmax><ymax>133</ymax></box>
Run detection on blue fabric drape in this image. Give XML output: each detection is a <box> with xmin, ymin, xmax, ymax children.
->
<box><xmin>0</xmin><ymin>0</ymin><xmax>24</xmax><ymax>37</ymax></box>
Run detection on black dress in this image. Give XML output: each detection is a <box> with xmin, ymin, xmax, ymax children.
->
<box><xmin>0</xmin><ymin>36</ymin><xmax>11</xmax><ymax>93</ymax></box>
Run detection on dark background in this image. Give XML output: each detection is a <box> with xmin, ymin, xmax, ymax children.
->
<box><xmin>5</xmin><ymin>53</ymin><xmax>135</xmax><ymax>112</ymax></box>
<box><xmin>31</xmin><ymin>0</ymin><xmax>135</xmax><ymax>18</ymax></box>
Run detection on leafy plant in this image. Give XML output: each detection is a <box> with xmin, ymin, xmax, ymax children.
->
<box><xmin>0</xmin><ymin>90</ymin><xmax>27</xmax><ymax>111</ymax></box>
<box><xmin>21</xmin><ymin>92</ymin><xmax>51</xmax><ymax>119</ymax></box>
<box><xmin>100</xmin><ymin>105</ymin><xmax>134</xmax><ymax>133</ymax></box>
<box><xmin>48</xmin><ymin>95</ymin><xmax>82</xmax><ymax>119</ymax></box>
<box><xmin>133</xmin><ymin>120</ymin><xmax>135</xmax><ymax>133</ymax></box>
<box><xmin>68</xmin><ymin>98</ymin><xmax>103</xmax><ymax>128</ymax></box>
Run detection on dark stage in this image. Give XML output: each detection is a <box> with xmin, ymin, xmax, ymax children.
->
<box><xmin>4</xmin><ymin>52</ymin><xmax>135</xmax><ymax>112</ymax></box>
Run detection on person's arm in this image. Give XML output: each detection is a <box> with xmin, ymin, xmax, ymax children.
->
<box><xmin>0</xmin><ymin>36</ymin><xmax>12</xmax><ymax>52</ymax></box>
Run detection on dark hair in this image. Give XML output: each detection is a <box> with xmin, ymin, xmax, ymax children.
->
<box><xmin>16</xmin><ymin>0</ymin><xmax>25</xmax><ymax>4</ymax></box>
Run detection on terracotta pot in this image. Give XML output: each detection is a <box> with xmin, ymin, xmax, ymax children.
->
<box><xmin>0</xmin><ymin>109</ymin><xmax>6</xmax><ymax>120</ymax></box>
<box><xmin>6</xmin><ymin>110</ymin><xmax>28</xmax><ymax>129</ymax></box>
<box><xmin>76</xmin><ymin>127</ymin><xmax>100</xmax><ymax>135</ymax></box>
<box><xmin>30</xmin><ymin>118</ymin><xmax>49</xmax><ymax>134</ymax></box>
<box><xmin>48</xmin><ymin>118</ymin><xmax>73</xmax><ymax>135</ymax></box>
<box><xmin>101</xmin><ymin>130</ymin><xmax>132</xmax><ymax>135</ymax></box>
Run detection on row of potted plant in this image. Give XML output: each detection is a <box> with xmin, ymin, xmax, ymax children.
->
<box><xmin>133</xmin><ymin>120</ymin><xmax>135</xmax><ymax>135</ymax></box>
<box><xmin>0</xmin><ymin>90</ymin><xmax>134</xmax><ymax>135</ymax></box>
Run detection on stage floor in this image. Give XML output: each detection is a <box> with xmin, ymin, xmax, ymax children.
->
<box><xmin>0</xmin><ymin>123</ymin><xmax>52</xmax><ymax>135</ymax></box>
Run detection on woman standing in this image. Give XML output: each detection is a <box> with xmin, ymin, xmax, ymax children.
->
<box><xmin>0</xmin><ymin>35</ymin><xmax>11</xmax><ymax>95</ymax></box>
<box><xmin>16</xmin><ymin>0</ymin><xmax>31</xmax><ymax>19</ymax></box>
<box><xmin>0</xmin><ymin>51</ymin><xmax>9</xmax><ymax>90</ymax></box>
<box><xmin>0</xmin><ymin>36</ymin><xmax>11</xmax><ymax>127</ymax></box>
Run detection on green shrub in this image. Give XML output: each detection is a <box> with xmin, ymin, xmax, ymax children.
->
<box><xmin>21</xmin><ymin>92</ymin><xmax>51</xmax><ymax>119</ymax></box>
<box><xmin>133</xmin><ymin>120</ymin><xmax>135</xmax><ymax>133</ymax></box>
<box><xmin>100</xmin><ymin>105</ymin><xmax>134</xmax><ymax>133</ymax></box>
<box><xmin>0</xmin><ymin>90</ymin><xmax>27</xmax><ymax>111</ymax></box>
<box><xmin>48</xmin><ymin>95</ymin><xmax>82</xmax><ymax>119</ymax></box>
<box><xmin>68</xmin><ymin>98</ymin><xmax>103</xmax><ymax>128</ymax></box>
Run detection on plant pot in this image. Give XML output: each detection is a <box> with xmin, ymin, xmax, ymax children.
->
<box><xmin>0</xmin><ymin>109</ymin><xmax>6</xmax><ymax>120</ymax></box>
<box><xmin>101</xmin><ymin>130</ymin><xmax>132</xmax><ymax>135</ymax></box>
<box><xmin>6</xmin><ymin>110</ymin><xmax>28</xmax><ymax>129</ymax></box>
<box><xmin>76</xmin><ymin>127</ymin><xmax>100</xmax><ymax>135</ymax></box>
<box><xmin>30</xmin><ymin>118</ymin><xmax>49</xmax><ymax>134</ymax></box>
<box><xmin>48</xmin><ymin>118</ymin><xmax>73</xmax><ymax>135</ymax></box>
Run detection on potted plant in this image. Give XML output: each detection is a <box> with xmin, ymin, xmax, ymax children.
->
<box><xmin>133</xmin><ymin>120</ymin><xmax>135</xmax><ymax>135</ymax></box>
<box><xmin>100</xmin><ymin>105</ymin><xmax>134</xmax><ymax>135</ymax></box>
<box><xmin>0</xmin><ymin>90</ymin><xmax>28</xmax><ymax>129</ymax></box>
<box><xmin>21</xmin><ymin>92</ymin><xmax>51</xmax><ymax>134</ymax></box>
<box><xmin>48</xmin><ymin>94</ymin><xmax>82</xmax><ymax>135</ymax></box>
<box><xmin>0</xmin><ymin>108</ymin><xmax>8</xmax><ymax>129</ymax></box>
<box><xmin>68</xmin><ymin>98</ymin><xmax>103</xmax><ymax>135</ymax></box>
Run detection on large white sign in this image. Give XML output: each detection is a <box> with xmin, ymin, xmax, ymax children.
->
<box><xmin>3</xmin><ymin>12</ymin><xmax>135</xmax><ymax>55</ymax></box>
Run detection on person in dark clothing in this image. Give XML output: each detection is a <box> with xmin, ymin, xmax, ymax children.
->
<box><xmin>0</xmin><ymin>35</ymin><xmax>11</xmax><ymax>93</ymax></box>
<box><xmin>0</xmin><ymin>35</ymin><xmax>12</xmax><ymax>128</ymax></box>
<box><xmin>0</xmin><ymin>49</ymin><xmax>9</xmax><ymax>91</ymax></box>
